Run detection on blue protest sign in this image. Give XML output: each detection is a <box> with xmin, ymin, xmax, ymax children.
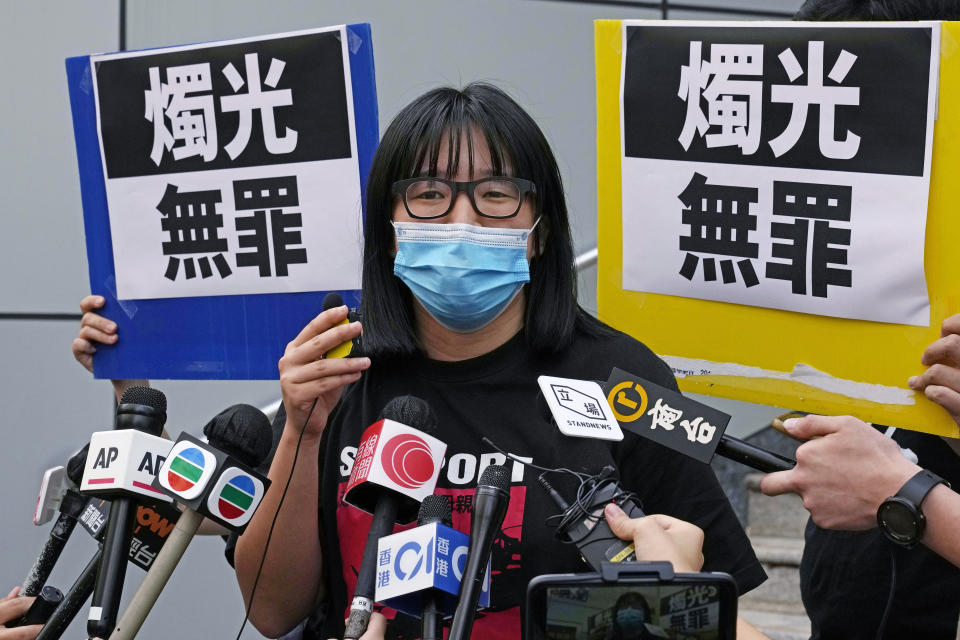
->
<box><xmin>66</xmin><ymin>24</ymin><xmax>377</xmax><ymax>379</ymax></box>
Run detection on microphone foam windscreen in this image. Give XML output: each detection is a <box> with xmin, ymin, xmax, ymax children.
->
<box><xmin>119</xmin><ymin>385</ymin><xmax>167</xmax><ymax>413</ymax></box>
<box><xmin>66</xmin><ymin>443</ymin><xmax>90</xmax><ymax>486</ymax></box>
<box><xmin>418</xmin><ymin>494</ymin><xmax>453</xmax><ymax>526</ymax></box>
<box><xmin>203</xmin><ymin>404</ymin><xmax>273</xmax><ymax>467</ymax></box>
<box><xmin>380</xmin><ymin>395</ymin><xmax>438</xmax><ymax>435</ymax></box>
<box><xmin>478</xmin><ymin>464</ymin><xmax>510</xmax><ymax>491</ymax></box>
<box><xmin>322</xmin><ymin>292</ymin><xmax>344</xmax><ymax>311</ymax></box>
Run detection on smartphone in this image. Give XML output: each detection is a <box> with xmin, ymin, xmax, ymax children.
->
<box><xmin>525</xmin><ymin>563</ymin><xmax>738</xmax><ymax>640</ymax></box>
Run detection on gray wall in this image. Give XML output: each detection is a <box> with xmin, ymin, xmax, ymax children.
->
<box><xmin>1</xmin><ymin>1</ymin><xmax>799</xmax><ymax>638</ymax></box>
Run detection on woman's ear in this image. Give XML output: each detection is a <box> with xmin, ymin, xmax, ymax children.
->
<box><xmin>535</xmin><ymin>218</ymin><xmax>549</xmax><ymax>257</ymax></box>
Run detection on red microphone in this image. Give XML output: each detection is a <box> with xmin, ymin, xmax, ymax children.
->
<box><xmin>342</xmin><ymin>396</ymin><xmax>447</xmax><ymax>639</ymax></box>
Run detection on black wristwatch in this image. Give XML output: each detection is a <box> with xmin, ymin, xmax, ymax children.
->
<box><xmin>876</xmin><ymin>469</ymin><xmax>949</xmax><ymax>547</ymax></box>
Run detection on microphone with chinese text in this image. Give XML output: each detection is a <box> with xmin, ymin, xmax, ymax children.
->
<box><xmin>602</xmin><ymin>368</ymin><xmax>795</xmax><ymax>472</ymax></box>
<box><xmin>84</xmin><ymin>386</ymin><xmax>170</xmax><ymax>639</ymax></box>
<box><xmin>109</xmin><ymin>404</ymin><xmax>272</xmax><ymax>640</ymax></box>
<box><xmin>21</xmin><ymin>446</ymin><xmax>95</xmax><ymax>597</ymax></box>
<box><xmin>448</xmin><ymin>464</ymin><xmax>511</xmax><ymax>640</ymax></box>
<box><xmin>343</xmin><ymin>397</ymin><xmax>447</xmax><ymax>639</ymax></box>
<box><xmin>373</xmin><ymin>495</ymin><xmax>488</xmax><ymax>640</ymax></box>
<box><xmin>419</xmin><ymin>496</ymin><xmax>453</xmax><ymax>640</ymax></box>
<box><xmin>36</xmin><ymin>454</ymin><xmax>181</xmax><ymax>640</ymax></box>
<box><xmin>321</xmin><ymin>292</ymin><xmax>363</xmax><ymax>358</ymax></box>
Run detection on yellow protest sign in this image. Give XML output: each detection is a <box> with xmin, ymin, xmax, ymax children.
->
<box><xmin>596</xmin><ymin>20</ymin><xmax>960</xmax><ymax>437</ymax></box>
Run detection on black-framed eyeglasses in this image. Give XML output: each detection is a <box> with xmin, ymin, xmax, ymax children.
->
<box><xmin>391</xmin><ymin>176</ymin><xmax>537</xmax><ymax>219</ymax></box>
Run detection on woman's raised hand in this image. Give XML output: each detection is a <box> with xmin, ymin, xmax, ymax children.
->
<box><xmin>278</xmin><ymin>305</ymin><xmax>370</xmax><ymax>438</ymax></box>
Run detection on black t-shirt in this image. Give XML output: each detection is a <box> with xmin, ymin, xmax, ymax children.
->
<box><xmin>310</xmin><ymin>321</ymin><xmax>766</xmax><ymax>639</ymax></box>
<box><xmin>800</xmin><ymin>427</ymin><xmax>960</xmax><ymax>640</ymax></box>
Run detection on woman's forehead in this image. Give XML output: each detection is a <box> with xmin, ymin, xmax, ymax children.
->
<box><xmin>417</xmin><ymin>131</ymin><xmax>513</xmax><ymax>177</ymax></box>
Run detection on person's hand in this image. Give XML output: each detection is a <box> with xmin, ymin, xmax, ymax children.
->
<box><xmin>279</xmin><ymin>305</ymin><xmax>370</xmax><ymax>438</ymax></box>
<box><xmin>0</xmin><ymin>587</ymin><xmax>40</xmax><ymax>639</ymax></box>
<box><xmin>910</xmin><ymin>313</ymin><xmax>960</xmax><ymax>426</ymax></box>
<box><xmin>760</xmin><ymin>415</ymin><xmax>921</xmax><ymax>530</ymax></box>
<box><xmin>72</xmin><ymin>295</ymin><xmax>117</xmax><ymax>373</ymax></box>
<box><xmin>330</xmin><ymin>611</ymin><xmax>387</xmax><ymax>640</ymax></box>
<box><xmin>605</xmin><ymin>504</ymin><xmax>705</xmax><ymax>572</ymax></box>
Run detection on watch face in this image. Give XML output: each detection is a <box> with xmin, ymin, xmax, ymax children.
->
<box><xmin>879</xmin><ymin>499</ymin><xmax>920</xmax><ymax>543</ymax></box>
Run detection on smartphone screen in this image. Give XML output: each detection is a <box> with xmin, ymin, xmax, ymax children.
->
<box><xmin>542</xmin><ymin>581</ymin><xmax>728</xmax><ymax>640</ymax></box>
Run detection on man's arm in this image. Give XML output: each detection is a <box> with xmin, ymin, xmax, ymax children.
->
<box><xmin>761</xmin><ymin>415</ymin><xmax>960</xmax><ymax>567</ymax></box>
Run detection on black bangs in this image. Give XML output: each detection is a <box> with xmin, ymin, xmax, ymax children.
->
<box><xmin>360</xmin><ymin>82</ymin><xmax>605</xmax><ymax>359</ymax></box>
<box><xmin>397</xmin><ymin>90</ymin><xmax>516</xmax><ymax>181</ymax></box>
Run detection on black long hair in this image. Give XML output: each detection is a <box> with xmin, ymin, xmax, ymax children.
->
<box><xmin>794</xmin><ymin>0</ymin><xmax>960</xmax><ymax>19</ymax></box>
<box><xmin>360</xmin><ymin>82</ymin><xmax>593</xmax><ymax>358</ymax></box>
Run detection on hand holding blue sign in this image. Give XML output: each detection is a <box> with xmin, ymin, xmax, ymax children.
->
<box><xmin>71</xmin><ymin>295</ymin><xmax>146</xmax><ymax>402</ymax></box>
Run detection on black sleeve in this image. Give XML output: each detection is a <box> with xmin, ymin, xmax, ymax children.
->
<box><xmin>616</xmin><ymin>436</ymin><xmax>767</xmax><ymax>595</ymax></box>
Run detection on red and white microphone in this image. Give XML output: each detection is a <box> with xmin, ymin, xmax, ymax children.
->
<box><xmin>342</xmin><ymin>396</ymin><xmax>446</xmax><ymax>639</ymax></box>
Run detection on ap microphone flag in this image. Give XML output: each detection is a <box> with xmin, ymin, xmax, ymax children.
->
<box><xmin>344</xmin><ymin>419</ymin><xmax>446</xmax><ymax>524</ymax></box>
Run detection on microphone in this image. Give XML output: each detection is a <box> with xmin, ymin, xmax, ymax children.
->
<box><xmin>322</xmin><ymin>291</ymin><xmax>363</xmax><ymax>358</ymax></box>
<box><xmin>419</xmin><ymin>496</ymin><xmax>451</xmax><ymax>640</ymax></box>
<box><xmin>5</xmin><ymin>586</ymin><xmax>63</xmax><ymax>628</ymax></box>
<box><xmin>84</xmin><ymin>385</ymin><xmax>169</xmax><ymax>638</ymax></box>
<box><xmin>374</xmin><ymin>494</ymin><xmax>490</xmax><ymax>638</ymax></box>
<box><xmin>448</xmin><ymin>464</ymin><xmax>511</xmax><ymax>640</ymax></box>
<box><xmin>21</xmin><ymin>447</ymin><xmax>96</xmax><ymax>596</ymax></box>
<box><xmin>343</xmin><ymin>397</ymin><xmax>447</xmax><ymax>639</ymax></box>
<box><xmin>110</xmin><ymin>404</ymin><xmax>273</xmax><ymax>640</ymax></box>
<box><xmin>538</xmin><ymin>467</ymin><xmax>644</xmax><ymax>571</ymax></box>
<box><xmin>601</xmin><ymin>368</ymin><xmax>795</xmax><ymax>472</ymax></box>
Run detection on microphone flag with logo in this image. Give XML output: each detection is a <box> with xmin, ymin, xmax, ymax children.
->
<box><xmin>375</xmin><ymin>496</ymin><xmax>490</xmax><ymax>619</ymax></box>
<box><xmin>603</xmin><ymin>367</ymin><xmax>795</xmax><ymax>472</ymax></box>
<box><xmin>153</xmin><ymin>405</ymin><xmax>272</xmax><ymax>532</ymax></box>
<box><xmin>109</xmin><ymin>405</ymin><xmax>274</xmax><ymax>640</ymax></box>
<box><xmin>81</xmin><ymin>385</ymin><xmax>169</xmax><ymax>638</ymax></box>
<box><xmin>344</xmin><ymin>401</ymin><xmax>447</xmax><ymax>525</ymax></box>
<box><xmin>343</xmin><ymin>396</ymin><xmax>447</xmax><ymax>639</ymax></box>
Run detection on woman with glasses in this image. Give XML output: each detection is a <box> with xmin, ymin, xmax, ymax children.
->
<box><xmin>234</xmin><ymin>82</ymin><xmax>765</xmax><ymax>640</ymax></box>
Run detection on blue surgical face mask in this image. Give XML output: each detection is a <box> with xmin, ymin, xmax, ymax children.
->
<box><xmin>392</xmin><ymin>218</ymin><xmax>540</xmax><ymax>333</ymax></box>
<box><xmin>615</xmin><ymin>607</ymin><xmax>647</xmax><ymax>634</ymax></box>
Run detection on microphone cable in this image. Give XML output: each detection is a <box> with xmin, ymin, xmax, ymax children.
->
<box><xmin>234</xmin><ymin>397</ymin><xmax>318</xmax><ymax>640</ymax></box>
<box><xmin>481</xmin><ymin>437</ymin><xmax>641</xmax><ymax>549</ymax></box>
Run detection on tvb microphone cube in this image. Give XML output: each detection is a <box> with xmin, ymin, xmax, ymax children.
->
<box><xmin>344</xmin><ymin>420</ymin><xmax>447</xmax><ymax>524</ymax></box>
<box><xmin>80</xmin><ymin>430</ymin><xmax>173</xmax><ymax>503</ymax></box>
<box><xmin>375</xmin><ymin>522</ymin><xmax>490</xmax><ymax>617</ymax></box>
<box><xmin>152</xmin><ymin>432</ymin><xmax>269</xmax><ymax>533</ymax></box>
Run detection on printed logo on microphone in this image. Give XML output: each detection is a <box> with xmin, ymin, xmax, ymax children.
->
<box><xmin>205</xmin><ymin>466</ymin><xmax>265</xmax><ymax>527</ymax></box>
<box><xmin>157</xmin><ymin>441</ymin><xmax>217</xmax><ymax>500</ymax></box>
<box><xmin>381</xmin><ymin>433</ymin><xmax>436</xmax><ymax>490</ymax></box>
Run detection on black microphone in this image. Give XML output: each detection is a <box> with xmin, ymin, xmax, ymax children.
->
<box><xmin>87</xmin><ymin>386</ymin><xmax>167</xmax><ymax>638</ymax></box>
<box><xmin>322</xmin><ymin>292</ymin><xmax>363</xmax><ymax>358</ymax></box>
<box><xmin>448</xmin><ymin>464</ymin><xmax>511</xmax><ymax>640</ymax></box>
<box><xmin>538</xmin><ymin>467</ymin><xmax>644</xmax><ymax>571</ymax></box>
<box><xmin>21</xmin><ymin>447</ymin><xmax>94</xmax><ymax>596</ymax></box>
<box><xmin>343</xmin><ymin>396</ymin><xmax>443</xmax><ymax>639</ymax></box>
<box><xmin>419</xmin><ymin>495</ymin><xmax>453</xmax><ymax>640</ymax></box>
<box><xmin>110</xmin><ymin>404</ymin><xmax>273</xmax><ymax>640</ymax></box>
<box><xmin>6</xmin><ymin>586</ymin><xmax>63</xmax><ymax>628</ymax></box>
